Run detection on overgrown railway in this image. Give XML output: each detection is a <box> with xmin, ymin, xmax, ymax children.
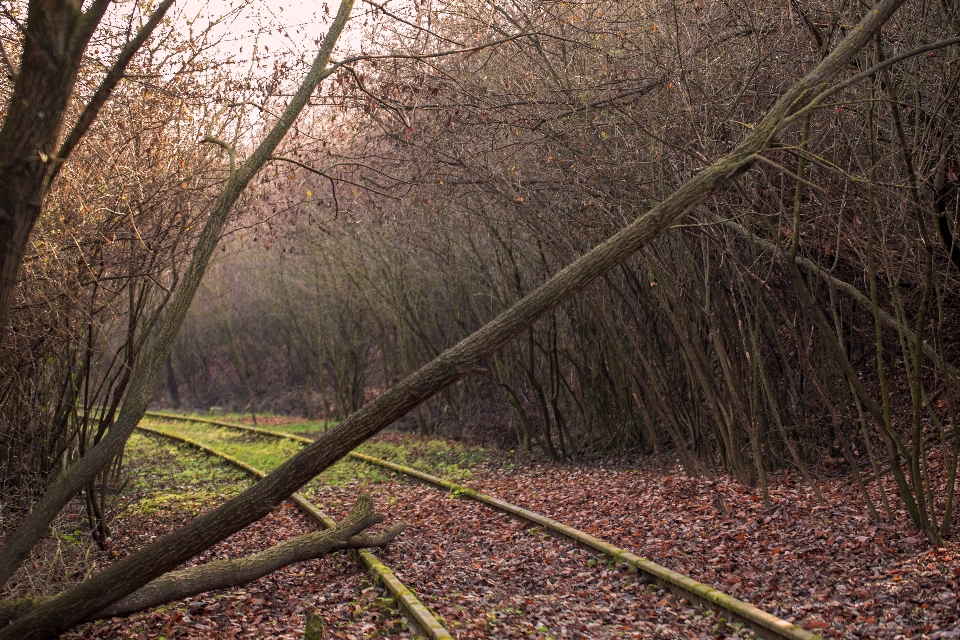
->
<box><xmin>138</xmin><ymin>411</ymin><xmax>820</xmax><ymax>640</ymax></box>
<box><xmin>134</xmin><ymin>421</ymin><xmax>454</xmax><ymax>640</ymax></box>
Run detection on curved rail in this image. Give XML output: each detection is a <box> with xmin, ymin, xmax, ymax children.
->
<box><xmin>134</xmin><ymin>423</ymin><xmax>453</xmax><ymax>640</ymax></box>
<box><xmin>142</xmin><ymin>411</ymin><xmax>821</xmax><ymax>640</ymax></box>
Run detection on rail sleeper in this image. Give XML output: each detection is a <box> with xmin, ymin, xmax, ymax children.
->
<box><xmin>135</xmin><ymin>423</ymin><xmax>453</xmax><ymax>640</ymax></box>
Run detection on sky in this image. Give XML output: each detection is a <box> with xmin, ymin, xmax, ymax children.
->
<box><xmin>173</xmin><ymin>0</ymin><xmax>425</xmax><ymax>64</ymax></box>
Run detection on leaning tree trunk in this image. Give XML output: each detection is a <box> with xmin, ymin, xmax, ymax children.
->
<box><xmin>0</xmin><ymin>495</ymin><xmax>401</xmax><ymax>624</ymax></box>
<box><xmin>0</xmin><ymin>1</ymin><xmax>909</xmax><ymax>636</ymax></box>
<box><xmin>0</xmin><ymin>0</ymin><xmax>357</xmax><ymax>591</ymax></box>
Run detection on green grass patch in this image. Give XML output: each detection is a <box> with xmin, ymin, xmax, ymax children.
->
<box><xmin>315</xmin><ymin>457</ymin><xmax>390</xmax><ymax>487</ymax></box>
<box><xmin>150</xmin><ymin>410</ymin><xmax>339</xmax><ymax>436</ymax></box>
<box><xmin>124</xmin><ymin>431</ymin><xmax>250</xmax><ymax>517</ymax></box>
<box><xmin>141</xmin><ymin>418</ymin><xmax>300</xmax><ymax>473</ymax></box>
<box><xmin>354</xmin><ymin>437</ymin><xmax>487</xmax><ymax>482</ymax></box>
<box><xmin>138</xmin><ymin>415</ymin><xmax>491</xmax><ymax>491</ymax></box>
<box><xmin>260</xmin><ymin>419</ymin><xmax>337</xmax><ymax>435</ymax></box>
<box><xmin>153</xmin><ymin>408</ymin><xmax>288</xmax><ymax>422</ymax></box>
<box><xmin>139</xmin><ymin>418</ymin><xmax>389</xmax><ymax>488</ymax></box>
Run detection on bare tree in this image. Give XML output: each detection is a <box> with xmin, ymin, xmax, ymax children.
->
<box><xmin>0</xmin><ymin>0</ymin><xmax>177</xmax><ymax>329</ymax></box>
<box><xmin>0</xmin><ymin>0</ymin><xmax>908</xmax><ymax>635</ymax></box>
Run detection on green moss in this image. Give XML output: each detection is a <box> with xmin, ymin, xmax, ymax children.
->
<box><xmin>142</xmin><ymin>413</ymin><xmax>493</xmax><ymax>491</ymax></box>
<box><xmin>126</xmin><ymin>432</ymin><xmax>249</xmax><ymax>494</ymax></box>
<box><xmin>123</xmin><ymin>432</ymin><xmax>250</xmax><ymax>516</ymax></box>
<box><xmin>128</xmin><ymin>489</ymin><xmax>235</xmax><ymax>517</ymax></box>
<box><xmin>303</xmin><ymin>611</ymin><xmax>325</xmax><ymax>640</ymax></box>
<box><xmin>140</xmin><ymin>419</ymin><xmax>301</xmax><ymax>473</ymax></box>
<box><xmin>305</xmin><ymin>456</ymin><xmax>392</xmax><ymax>489</ymax></box>
<box><xmin>355</xmin><ymin>437</ymin><xmax>487</xmax><ymax>482</ymax></box>
<box><xmin>138</xmin><ymin>418</ymin><xmax>389</xmax><ymax>490</ymax></box>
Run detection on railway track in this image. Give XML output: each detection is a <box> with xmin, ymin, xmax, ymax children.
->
<box><xmin>140</xmin><ymin>411</ymin><xmax>820</xmax><ymax>640</ymax></box>
<box><xmin>134</xmin><ymin>423</ymin><xmax>453</xmax><ymax>640</ymax></box>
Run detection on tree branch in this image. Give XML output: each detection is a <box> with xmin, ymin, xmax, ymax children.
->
<box><xmin>50</xmin><ymin>0</ymin><xmax>177</xmax><ymax>182</ymax></box>
<box><xmin>0</xmin><ymin>0</ymin><xmax>907</xmax><ymax>636</ymax></box>
<box><xmin>202</xmin><ymin>136</ymin><xmax>238</xmax><ymax>177</ymax></box>
<box><xmin>0</xmin><ymin>39</ymin><xmax>16</xmax><ymax>81</ymax></box>
<box><xmin>779</xmin><ymin>34</ymin><xmax>960</xmax><ymax>133</ymax></box>
<box><xmin>0</xmin><ymin>495</ymin><xmax>403</xmax><ymax>624</ymax></box>
<box><xmin>269</xmin><ymin>155</ymin><xmax>399</xmax><ymax>201</ymax></box>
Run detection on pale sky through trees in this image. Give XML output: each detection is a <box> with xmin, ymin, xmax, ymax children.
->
<box><xmin>176</xmin><ymin>0</ymin><xmax>424</xmax><ymax>66</ymax></box>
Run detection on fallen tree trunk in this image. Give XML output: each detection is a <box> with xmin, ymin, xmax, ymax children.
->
<box><xmin>0</xmin><ymin>1</ymin><xmax>908</xmax><ymax>637</ymax></box>
<box><xmin>0</xmin><ymin>495</ymin><xmax>401</xmax><ymax>625</ymax></box>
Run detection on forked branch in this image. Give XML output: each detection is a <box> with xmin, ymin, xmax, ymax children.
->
<box><xmin>0</xmin><ymin>495</ymin><xmax>402</xmax><ymax>624</ymax></box>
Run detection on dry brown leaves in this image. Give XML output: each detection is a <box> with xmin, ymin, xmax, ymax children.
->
<box><xmin>308</xmin><ymin>480</ymin><xmax>757</xmax><ymax>639</ymax></box>
<box><xmin>59</xmin><ymin>430</ymin><xmax>960</xmax><ymax>640</ymax></box>
<box><xmin>65</xmin><ymin>458</ymin><xmax>414</xmax><ymax>639</ymax></box>
<box><xmin>463</xmin><ymin>462</ymin><xmax>960</xmax><ymax>640</ymax></box>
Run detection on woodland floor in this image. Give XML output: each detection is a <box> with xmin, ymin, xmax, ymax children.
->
<box><xmin>12</xmin><ymin>415</ymin><xmax>960</xmax><ymax>639</ymax></box>
<box><xmin>308</xmin><ymin>431</ymin><xmax>960</xmax><ymax>640</ymax></box>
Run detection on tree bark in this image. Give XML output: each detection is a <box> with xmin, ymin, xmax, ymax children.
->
<box><xmin>0</xmin><ymin>0</ymin><xmax>357</xmax><ymax>591</ymax></box>
<box><xmin>0</xmin><ymin>1</ymin><xmax>906</xmax><ymax>636</ymax></box>
<box><xmin>0</xmin><ymin>495</ymin><xmax>402</xmax><ymax>624</ymax></box>
<box><xmin>0</xmin><ymin>0</ymin><xmax>175</xmax><ymax>329</ymax></box>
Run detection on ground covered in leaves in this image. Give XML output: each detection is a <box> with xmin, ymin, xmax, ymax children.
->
<box><xmin>21</xmin><ymin>413</ymin><xmax>960</xmax><ymax>639</ymax></box>
<box><xmin>363</xmin><ymin>432</ymin><xmax>960</xmax><ymax>640</ymax></box>
<box><xmin>65</xmin><ymin>433</ymin><xmax>416</xmax><ymax>640</ymax></box>
<box><xmin>308</xmin><ymin>480</ymin><xmax>750</xmax><ymax>639</ymax></box>
<box><xmin>139</xmin><ymin>417</ymin><xmax>757</xmax><ymax>639</ymax></box>
<box><xmin>469</xmin><ymin>466</ymin><xmax>960</xmax><ymax>640</ymax></box>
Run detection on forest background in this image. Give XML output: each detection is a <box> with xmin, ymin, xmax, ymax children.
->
<box><xmin>0</xmin><ymin>0</ymin><xmax>957</xmax><ymax>635</ymax></box>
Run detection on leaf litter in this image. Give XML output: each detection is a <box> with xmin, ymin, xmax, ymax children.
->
<box><xmin>308</xmin><ymin>479</ymin><xmax>760</xmax><ymax>639</ymax></box>
<box><xmin>65</xmin><ymin>433</ymin><xmax>415</xmax><ymax>640</ymax></box>
<box><xmin>63</xmin><ymin>429</ymin><xmax>760</xmax><ymax>639</ymax></box>
<box><xmin>56</xmin><ymin>427</ymin><xmax>960</xmax><ymax>639</ymax></box>
<box><xmin>469</xmin><ymin>466</ymin><xmax>960</xmax><ymax>639</ymax></box>
<box><xmin>365</xmin><ymin>433</ymin><xmax>959</xmax><ymax>640</ymax></box>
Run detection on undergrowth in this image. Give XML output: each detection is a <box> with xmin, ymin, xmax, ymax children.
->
<box><xmin>140</xmin><ymin>414</ymin><xmax>493</xmax><ymax>490</ymax></box>
<box><xmin>356</xmin><ymin>438</ymin><xmax>487</xmax><ymax>483</ymax></box>
<box><xmin>138</xmin><ymin>418</ymin><xmax>390</xmax><ymax>488</ymax></box>
<box><xmin>0</xmin><ymin>432</ymin><xmax>250</xmax><ymax>601</ymax></box>
<box><xmin>123</xmin><ymin>432</ymin><xmax>250</xmax><ymax>517</ymax></box>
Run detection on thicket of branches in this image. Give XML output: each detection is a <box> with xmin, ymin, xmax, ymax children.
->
<box><xmin>0</xmin><ymin>15</ymin><xmax>235</xmax><ymax>534</ymax></box>
<box><xmin>167</xmin><ymin>0</ymin><xmax>960</xmax><ymax>538</ymax></box>
<box><xmin>0</xmin><ymin>0</ymin><xmax>295</xmax><ymax>553</ymax></box>
<box><xmin>0</xmin><ymin>0</ymin><xmax>952</xmax><ymax>634</ymax></box>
